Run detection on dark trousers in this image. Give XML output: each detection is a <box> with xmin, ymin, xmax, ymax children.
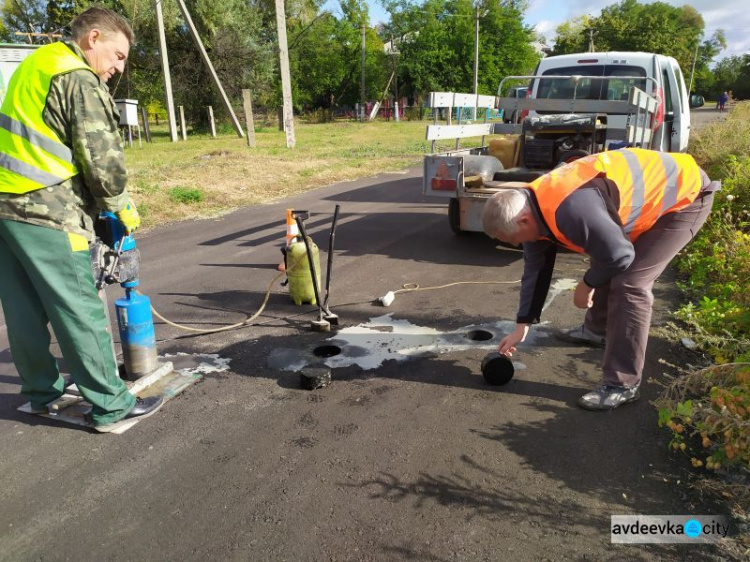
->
<box><xmin>0</xmin><ymin>219</ymin><xmax>135</xmax><ymax>424</ymax></box>
<box><xmin>584</xmin><ymin>192</ymin><xmax>715</xmax><ymax>387</ymax></box>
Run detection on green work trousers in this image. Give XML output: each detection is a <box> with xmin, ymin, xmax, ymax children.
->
<box><xmin>0</xmin><ymin>219</ymin><xmax>136</xmax><ymax>425</ymax></box>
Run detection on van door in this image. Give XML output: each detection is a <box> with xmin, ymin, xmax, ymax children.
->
<box><xmin>667</xmin><ymin>60</ymin><xmax>690</xmax><ymax>152</ymax></box>
<box><xmin>659</xmin><ymin>58</ymin><xmax>690</xmax><ymax>152</ymax></box>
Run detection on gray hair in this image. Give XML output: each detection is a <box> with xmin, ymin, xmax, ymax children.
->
<box><xmin>71</xmin><ymin>7</ymin><xmax>134</xmax><ymax>45</ymax></box>
<box><xmin>481</xmin><ymin>189</ymin><xmax>530</xmax><ymax>237</ymax></box>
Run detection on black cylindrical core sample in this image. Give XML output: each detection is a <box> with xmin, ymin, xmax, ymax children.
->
<box><xmin>313</xmin><ymin>345</ymin><xmax>341</xmax><ymax>358</ymax></box>
<box><xmin>481</xmin><ymin>353</ymin><xmax>515</xmax><ymax>386</ymax></box>
<box><xmin>300</xmin><ymin>366</ymin><xmax>332</xmax><ymax>390</ymax></box>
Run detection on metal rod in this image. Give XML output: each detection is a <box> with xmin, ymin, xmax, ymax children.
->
<box><xmin>294</xmin><ymin>216</ymin><xmax>324</xmax><ymax>316</ymax></box>
<box><xmin>323</xmin><ymin>205</ymin><xmax>340</xmax><ymax>308</ymax></box>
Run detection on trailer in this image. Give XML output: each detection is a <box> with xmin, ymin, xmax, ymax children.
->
<box><xmin>422</xmin><ymin>77</ymin><xmax>659</xmax><ymax>235</ymax></box>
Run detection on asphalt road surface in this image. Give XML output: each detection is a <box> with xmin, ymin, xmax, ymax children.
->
<box><xmin>691</xmin><ymin>104</ymin><xmax>729</xmax><ymax>130</ymax></box>
<box><xmin>0</xmin><ymin>110</ymin><xmax>733</xmax><ymax>562</ymax></box>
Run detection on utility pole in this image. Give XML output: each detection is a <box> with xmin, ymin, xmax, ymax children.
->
<box><xmin>587</xmin><ymin>28</ymin><xmax>596</xmax><ymax>53</ymax></box>
<box><xmin>275</xmin><ymin>0</ymin><xmax>296</xmax><ymax>148</ymax></box>
<box><xmin>473</xmin><ymin>5</ymin><xmax>480</xmax><ymax>120</ymax></box>
<box><xmin>393</xmin><ymin>45</ymin><xmax>399</xmax><ymax>110</ymax></box>
<box><xmin>361</xmin><ymin>23</ymin><xmax>366</xmax><ymax>122</ymax></box>
<box><xmin>155</xmin><ymin>0</ymin><xmax>178</xmax><ymax>142</ymax></box>
<box><xmin>688</xmin><ymin>42</ymin><xmax>699</xmax><ymax>93</ymax></box>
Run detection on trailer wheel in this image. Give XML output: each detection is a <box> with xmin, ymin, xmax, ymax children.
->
<box><xmin>448</xmin><ymin>198</ymin><xmax>465</xmax><ymax>235</ymax></box>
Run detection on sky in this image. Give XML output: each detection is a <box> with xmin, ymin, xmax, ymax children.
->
<box><xmin>335</xmin><ymin>0</ymin><xmax>749</xmax><ymax>61</ymax></box>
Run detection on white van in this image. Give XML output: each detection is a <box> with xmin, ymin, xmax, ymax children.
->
<box><xmin>527</xmin><ymin>51</ymin><xmax>699</xmax><ymax>152</ymax></box>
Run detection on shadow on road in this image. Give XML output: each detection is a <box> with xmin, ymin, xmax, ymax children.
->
<box><xmin>188</xmin><ymin>174</ymin><xmax>514</xmax><ymax>267</ymax></box>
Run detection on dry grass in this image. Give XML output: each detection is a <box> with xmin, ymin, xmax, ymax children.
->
<box><xmin>689</xmin><ymin>101</ymin><xmax>750</xmax><ymax>171</ymax></box>
<box><xmin>125</xmin><ymin>120</ymin><xmax>439</xmax><ymax>227</ymax></box>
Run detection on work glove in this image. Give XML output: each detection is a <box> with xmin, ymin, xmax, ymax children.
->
<box><xmin>116</xmin><ymin>198</ymin><xmax>141</xmax><ymax>233</ymax></box>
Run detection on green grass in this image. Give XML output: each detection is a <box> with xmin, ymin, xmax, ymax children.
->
<box><xmin>125</xmin><ymin>119</ymin><xmax>440</xmax><ymax>227</ymax></box>
<box><xmin>168</xmin><ymin>186</ymin><xmax>204</xmax><ymax>204</ymax></box>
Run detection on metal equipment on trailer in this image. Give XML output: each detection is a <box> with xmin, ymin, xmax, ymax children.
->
<box><xmin>422</xmin><ymin>78</ymin><xmax>660</xmax><ymax>234</ymax></box>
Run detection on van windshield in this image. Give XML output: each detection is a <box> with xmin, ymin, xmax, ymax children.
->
<box><xmin>535</xmin><ymin>65</ymin><xmax>647</xmax><ymax>112</ymax></box>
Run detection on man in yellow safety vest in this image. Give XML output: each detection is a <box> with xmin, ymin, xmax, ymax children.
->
<box><xmin>0</xmin><ymin>7</ymin><xmax>162</xmax><ymax>428</ymax></box>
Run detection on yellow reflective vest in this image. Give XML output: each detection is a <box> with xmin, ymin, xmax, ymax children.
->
<box><xmin>529</xmin><ymin>148</ymin><xmax>703</xmax><ymax>253</ymax></box>
<box><xmin>0</xmin><ymin>42</ymin><xmax>93</xmax><ymax>194</ymax></box>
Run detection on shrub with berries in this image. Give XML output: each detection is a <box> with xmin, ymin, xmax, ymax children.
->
<box><xmin>657</xmin><ymin>363</ymin><xmax>750</xmax><ymax>473</ymax></box>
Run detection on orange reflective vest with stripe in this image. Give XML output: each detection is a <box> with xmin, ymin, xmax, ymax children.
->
<box><xmin>528</xmin><ymin>148</ymin><xmax>703</xmax><ymax>253</ymax></box>
<box><xmin>0</xmin><ymin>42</ymin><xmax>92</xmax><ymax>194</ymax></box>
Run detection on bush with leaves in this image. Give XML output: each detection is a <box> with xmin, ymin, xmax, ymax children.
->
<box><xmin>657</xmin><ymin>363</ymin><xmax>750</xmax><ymax>473</ymax></box>
<box><xmin>676</xmin><ymin>104</ymin><xmax>750</xmax><ymax>363</ymax></box>
<box><xmin>657</xmin><ymin>105</ymin><xmax>750</xmax><ymax>538</ymax></box>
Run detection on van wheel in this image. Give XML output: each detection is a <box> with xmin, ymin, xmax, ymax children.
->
<box><xmin>448</xmin><ymin>198</ymin><xmax>465</xmax><ymax>235</ymax></box>
<box><xmin>557</xmin><ymin>149</ymin><xmax>589</xmax><ymax>167</ymax></box>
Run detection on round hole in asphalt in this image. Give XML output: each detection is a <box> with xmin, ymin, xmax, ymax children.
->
<box><xmin>466</xmin><ymin>329</ymin><xmax>493</xmax><ymax>342</ymax></box>
<box><xmin>313</xmin><ymin>345</ymin><xmax>342</xmax><ymax>358</ymax></box>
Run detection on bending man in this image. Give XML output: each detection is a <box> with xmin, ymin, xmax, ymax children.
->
<box><xmin>0</xmin><ymin>7</ymin><xmax>162</xmax><ymax>427</ymax></box>
<box><xmin>482</xmin><ymin>148</ymin><xmax>718</xmax><ymax>410</ymax></box>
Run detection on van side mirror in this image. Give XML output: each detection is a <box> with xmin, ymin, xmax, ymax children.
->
<box><xmin>689</xmin><ymin>93</ymin><xmax>705</xmax><ymax>109</ymax></box>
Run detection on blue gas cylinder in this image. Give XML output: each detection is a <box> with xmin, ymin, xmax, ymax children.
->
<box><xmin>116</xmin><ymin>281</ymin><xmax>158</xmax><ymax>379</ymax></box>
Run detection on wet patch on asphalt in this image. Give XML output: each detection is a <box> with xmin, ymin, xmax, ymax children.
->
<box><xmin>265</xmin><ymin>278</ymin><xmax>575</xmax><ymax>374</ymax></box>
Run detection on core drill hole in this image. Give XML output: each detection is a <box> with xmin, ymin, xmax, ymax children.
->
<box><xmin>314</xmin><ymin>345</ymin><xmax>342</xmax><ymax>358</ymax></box>
<box><xmin>466</xmin><ymin>330</ymin><xmax>493</xmax><ymax>342</ymax></box>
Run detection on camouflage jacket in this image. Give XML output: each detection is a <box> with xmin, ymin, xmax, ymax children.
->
<box><xmin>0</xmin><ymin>41</ymin><xmax>130</xmax><ymax>241</ymax></box>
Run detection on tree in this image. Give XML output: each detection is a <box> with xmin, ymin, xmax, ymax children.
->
<box><xmin>710</xmin><ymin>55</ymin><xmax>750</xmax><ymax>100</ymax></box>
<box><xmin>166</xmin><ymin>0</ymin><xmax>274</xmax><ymax>123</ymax></box>
<box><xmin>595</xmin><ymin>0</ymin><xmax>704</xmax><ymax>71</ymax></box>
<box><xmin>549</xmin><ymin>15</ymin><xmax>594</xmax><ymax>55</ymax></box>
<box><xmin>550</xmin><ymin>0</ymin><xmax>722</xmax><ymax>96</ymax></box>
<box><xmin>2</xmin><ymin>0</ymin><xmax>59</xmax><ymax>41</ymax></box>
<box><xmin>288</xmin><ymin>11</ymin><xmax>350</xmax><ymax>109</ymax></box>
<box><xmin>111</xmin><ymin>0</ymin><xmax>275</xmax><ymax>124</ymax></box>
<box><xmin>691</xmin><ymin>30</ymin><xmax>726</xmax><ymax>95</ymax></box>
<box><xmin>384</xmin><ymin>0</ymin><xmax>538</xmax><ymax>102</ymax></box>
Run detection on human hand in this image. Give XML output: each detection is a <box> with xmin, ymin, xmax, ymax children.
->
<box><xmin>498</xmin><ymin>324</ymin><xmax>530</xmax><ymax>357</ymax></box>
<box><xmin>116</xmin><ymin>198</ymin><xmax>141</xmax><ymax>233</ymax></box>
<box><xmin>573</xmin><ymin>280</ymin><xmax>594</xmax><ymax>309</ymax></box>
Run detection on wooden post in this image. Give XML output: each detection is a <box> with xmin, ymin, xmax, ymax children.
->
<box><xmin>140</xmin><ymin>106</ymin><xmax>152</xmax><ymax>143</ymax></box>
<box><xmin>155</xmin><ymin>0</ymin><xmax>178</xmax><ymax>142</ymax></box>
<box><xmin>473</xmin><ymin>5</ymin><xmax>479</xmax><ymax>121</ymax></box>
<box><xmin>242</xmin><ymin>90</ymin><xmax>256</xmax><ymax>148</ymax></box>
<box><xmin>207</xmin><ymin>106</ymin><xmax>216</xmax><ymax>138</ymax></box>
<box><xmin>174</xmin><ymin>0</ymin><xmax>244</xmax><ymax>138</ymax></box>
<box><xmin>274</xmin><ymin>0</ymin><xmax>296</xmax><ymax>148</ymax></box>
<box><xmin>178</xmin><ymin>106</ymin><xmax>187</xmax><ymax>141</ymax></box>
<box><xmin>278</xmin><ymin>107</ymin><xmax>284</xmax><ymax>131</ymax></box>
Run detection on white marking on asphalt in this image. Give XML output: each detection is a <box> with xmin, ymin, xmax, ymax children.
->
<box><xmin>542</xmin><ymin>278</ymin><xmax>577</xmax><ymax>312</ymax></box>
<box><xmin>268</xmin><ymin>278</ymin><xmax>579</xmax><ymax>372</ymax></box>
<box><xmin>269</xmin><ymin>316</ymin><xmax>550</xmax><ymax>372</ymax></box>
<box><xmin>160</xmin><ymin>352</ymin><xmax>231</xmax><ymax>375</ymax></box>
